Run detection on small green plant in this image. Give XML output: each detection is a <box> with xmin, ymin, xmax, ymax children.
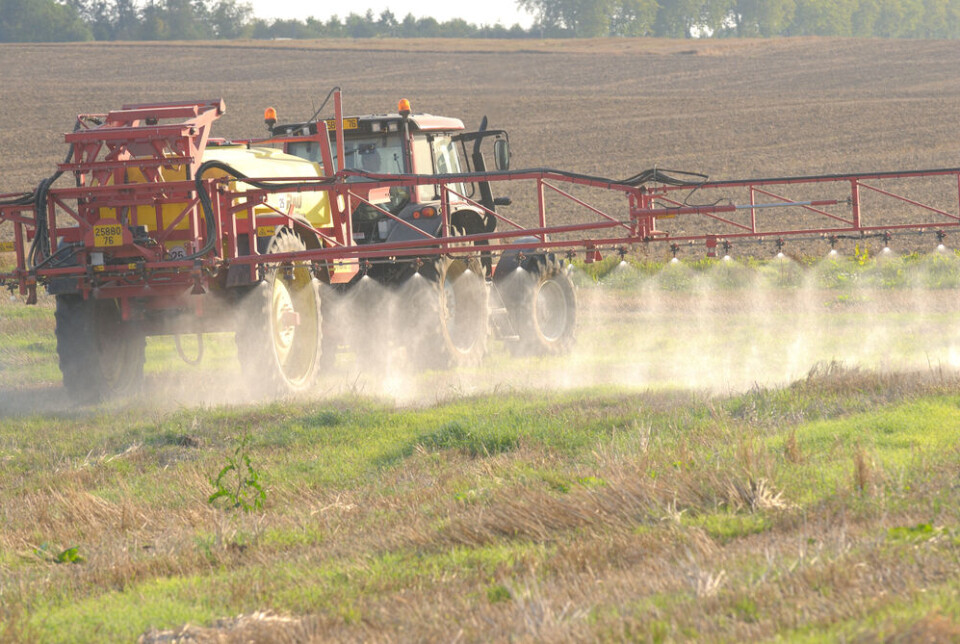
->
<box><xmin>887</xmin><ymin>523</ymin><xmax>942</xmax><ymax>543</ymax></box>
<box><xmin>208</xmin><ymin>434</ymin><xmax>266</xmax><ymax>512</ymax></box>
<box><xmin>34</xmin><ymin>544</ymin><xmax>84</xmax><ymax>564</ymax></box>
<box><xmin>486</xmin><ymin>584</ymin><xmax>512</xmax><ymax>604</ymax></box>
<box><xmin>56</xmin><ymin>546</ymin><xmax>84</xmax><ymax>564</ymax></box>
<box><xmin>853</xmin><ymin>243</ymin><xmax>870</xmax><ymax>266</ymax></box>
<box><xmin>733</xmin><ymin>597</ymin><xmax>759</xmax><ymax>623</ymax></box>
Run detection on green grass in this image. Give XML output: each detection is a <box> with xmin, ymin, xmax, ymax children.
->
<box><xmin>2</xmin><ymin>367</ymin><xmax>960</xmax><ymax>641</ymax></box>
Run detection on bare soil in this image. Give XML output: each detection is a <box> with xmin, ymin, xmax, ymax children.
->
<box><xmin>2</xmin><ymin>37</ymin><xmax>960</xmax><ymax>259</ymax></box>
<box><xmin>1</xmin><ymin>38</ymin><xmax>959</xmax><ymax>195</ymax></box>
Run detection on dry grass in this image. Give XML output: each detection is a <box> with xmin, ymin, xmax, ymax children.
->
<box><xmin>1</xmin><ymin>366</ymin><xmax>959</xmax><ymax>641</ymax></box>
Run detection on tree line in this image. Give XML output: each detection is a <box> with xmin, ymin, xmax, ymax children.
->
<box><xmin>2</xmin><ymin>0</ymin><xmax>960</xmax><ymax>42</ymax></box>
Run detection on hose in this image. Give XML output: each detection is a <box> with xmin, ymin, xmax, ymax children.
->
<box><xmin>307</xmin><ymin>86</ymin><xmax>342</xmax><ymax>124</ymax></box>
<box><xmin>184</xmin><ymin>162</ymin><xmax>707</xmax><ymax>263</ymax></box>
<box><xmin>20</xmin><ymin>119</ymin><xmax>85</xmax><ymax>268</ymax></box>
<box><xmin>175</xmin><ymin>333</ymin><xmax>204</xmax><ymax>365</ymax></box>
<box><xmin>189</xmin><ymin>160</ymin><xmax>336</xmax><ymax>261</ymax></box>
<box><xmin>339</xmin><ymin>166</ymin><xmax>709</xmax><ymax>189</ymax></box>
<box><xmin>30</xmin><ymin>242</ymin><xmax>81</xmax><ymax>270</ymax></box>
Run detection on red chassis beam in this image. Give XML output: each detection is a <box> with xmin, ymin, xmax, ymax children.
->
<box><xmin>3</xmin><ymin>164</ymin><xmax>960</xmax><ymax>301</ymax></box>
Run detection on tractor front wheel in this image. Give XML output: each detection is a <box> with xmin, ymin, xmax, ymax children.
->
<box><xmin>55</xmin><ymin>295</ymin><xmax>146</xmax><ymax>403</ymax></box>
<box><xmin>408</xmin><ymin>257</ymin><xmax>489</xmax><ymax>368</ymax></box>
<box><xmin>500</xmin><ymin>255</ymin><xmax>577</xmax><ymax>356</ymax></box>
<box><xmin>235</xmin><ymin>229</ymin><xmax>322</xmax><ymax>395</ymax></box>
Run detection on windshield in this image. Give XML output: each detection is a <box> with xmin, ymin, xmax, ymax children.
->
<box><xmin>286</xmin><ymin>140</ymin><xmax>323</xmax><ymax>164</ymax></box>
<box><xmin>337</xmin><ymin>134</ymin><xmax>405</xmax><ymax>174</ymax></box>
<box><xmin>286</xmin><ymin>133</ymin><xmax>406</xmax><ymax>173</ymax></box>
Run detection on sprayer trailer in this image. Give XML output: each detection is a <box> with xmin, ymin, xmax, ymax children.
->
<box><xmin>3</xmin><ymin>89</ymin><xmax>960</xmax><ymax>402</ymax></box>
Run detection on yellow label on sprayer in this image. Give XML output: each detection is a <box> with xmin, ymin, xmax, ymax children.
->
<box><xmin>94</xmin><ymin>223</ymin><xmax>124</xmax><ymax>247</ymax></box>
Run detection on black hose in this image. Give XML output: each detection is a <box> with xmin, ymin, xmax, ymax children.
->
<box><xmin>189</xmin><ymin>160</ymin><xmax>337</xmax><ymax>261</ymax></box>
<box><xmin>25</xmin><ymin>120</ymin><xmax>84</xmax><ymax>268</ymax></box>
<box><xmin>187</xmin><ymin>161</ymin><xmax>706</xmax><ymax>262</ymax></box>
<box><xmin>31</xmin><ymin>241</ymin><xmax>80</xmax><ymax>270</ymax></box>
<box><xmin>0</xmin><ymin>192</ymin><xmax>35</xmax><ymax>207</ymax></box>
<box><xmin>307</xmin><ymin>86</ymin><xmax>341</xmax><ymax>124</ymax></box>
<box><xmin>339</xmin><ymin>166</ymin><xmax>709</xmax><ymax>189</ymax></box>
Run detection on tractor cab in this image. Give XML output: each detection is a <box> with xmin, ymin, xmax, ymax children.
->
<box><xmin>269</xmin><ymin>100</ymin><xmax>510</xmax><ymax>249</ymax></box>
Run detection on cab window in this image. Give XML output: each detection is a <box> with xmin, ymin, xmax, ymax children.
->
<box><xmin>412</xmin><ymin>137</ymin><xmax>434</xmax><ymax>201</ymax></box>
<box><xmin>336</xmin><ymin>134</ymin><xmax>405</xmax><ymax>174</ymax></box>
<box><xmin>434</xmin><ymin>136</ymin><xmax>464</xmax><ymax>202</ymax></box>
<box><xmin>412</xmin><ymin>134</ymin><xmax>465</xmax><ymax>202</ymax></box>
<box><xmin>287</xmin><ymin>140</ymin><xmax>322</xmax><ymax>163</ymax></box>
<box><xmin>288</xmin><ymin>134</ymin><xmax>405</xmax><ymax>174</ymax></box>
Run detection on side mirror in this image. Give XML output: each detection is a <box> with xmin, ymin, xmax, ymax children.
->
<box><xmin>494</xmin><ymin>139</ymin><xmax>510</xmax><ymax>171</ymax></box>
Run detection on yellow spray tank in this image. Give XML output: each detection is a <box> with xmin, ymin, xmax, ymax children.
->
<box><xmin>97</xmin><ymin>143</ymin><xmax>331</xmax><ymax>255</ymax></box>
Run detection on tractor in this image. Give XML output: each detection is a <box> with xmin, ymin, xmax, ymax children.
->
<box><xmin>266</xmin><ymin>96</ymin><xmax>577</xmax><ymax>373</ymax></box>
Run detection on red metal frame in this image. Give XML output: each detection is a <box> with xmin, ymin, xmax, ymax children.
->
<box><xmin>3</xmin><ymin>91</ymin><xmax>960</xmax><ymax>313</ymax></box>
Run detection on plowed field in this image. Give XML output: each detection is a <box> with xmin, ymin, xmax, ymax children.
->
<box><xmin>2</xmin><ymin>37</ymin><xmax>959</xmax><ymax>193</ymax></box>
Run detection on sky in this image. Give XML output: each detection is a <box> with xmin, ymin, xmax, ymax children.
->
<box><xmin>246</xmin><ymin>0</ymin><xmax>535</xmax><ymax>27</ymax></box>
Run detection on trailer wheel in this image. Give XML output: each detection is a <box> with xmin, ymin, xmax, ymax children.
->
<box><xmin>408</xmin><ymin>257</ymin><xmax>488</xmax><ymax>368</ymax></box>
<box><xmin>55</xmin><ymin>295</ymin><xmax>145</xmax><ymax>403</ymax></box>
<box><xmin>500</xmin><ymin>255</ymin><xmax>577</xmax><ymax>356</ymax></box>
<box><xmin>236</xmin><ymin>229</ymin><xmax>322</xmax><ymax>394</ymax></box>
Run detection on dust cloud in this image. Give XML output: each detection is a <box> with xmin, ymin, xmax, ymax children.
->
<box><xmin>320</xmin><ymin>251</ymin><xmax>960</xmax><ymax>405</ymax></box>
<box><xmin>564</xmin><ymin>255</ymin><xmax>960</xmax><ymax>395</ymax></box>
<box><xmin>3</xmin><ymin>251</ymin><xmax>960</xmax><ymax>414</ymax></box>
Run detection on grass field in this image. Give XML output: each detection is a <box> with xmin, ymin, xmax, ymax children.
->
<box><xmin>3</xmin><ymin>37</ymin><xmax>960</xmax><ymax>641</ymax></box>
<box><xmin>2</xmin><ymin>254</ymin><xmax>960</xmax><ymax>640</ymax></box>
<box><xmin>2</xmin><ymin>362</ymin><xmax>960</xmax><ymax>641</ymax></box>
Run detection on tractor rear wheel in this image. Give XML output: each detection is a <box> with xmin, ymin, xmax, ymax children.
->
<box><xmin>235</xmin><ymin>228</ymin><xmax>322</xmax><ymax>394</ymax></box>
<box><xmin>55</xmin><ymin>295</ymin><xmax>145</xmax><ymax>403</ymax></box>
<box><xmin>500</xmin><ymin>255</ymin><xmax>577</xmax><ymax>356</ymax></box>
<box><xmin>408</xmin><ymin>257</ymin><xmax>488</xmax><ymax>368</ymax></box>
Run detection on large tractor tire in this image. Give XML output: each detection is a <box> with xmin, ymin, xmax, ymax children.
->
<box><xmin>407</xmin><ymin>256</ymin><xmax>489</xmax><ymax>369</ymax></box>
<box><xmin>498</xmin><ymin>254</ymin><xmax>577</xmax><ymax>356</ymax></box>
<box><xmin>55</xmin><ymin>295</ymin><xmax>146</xmax><ymax>403</ymax></box>
<box><xmin>235</xmin><ymin>228</ymin><xmax>322</xmax><ymax>395</ymax></box>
